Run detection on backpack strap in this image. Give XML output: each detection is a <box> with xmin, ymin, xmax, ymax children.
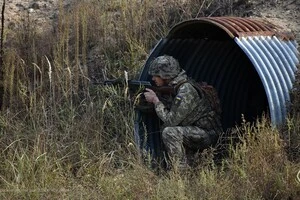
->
<box><xmin>174</xmin><ymin>79</ymin><xmax>203</xmax><ymax>98</ymax></box>
<box><xmin>174</xmin><ymin>80</ymin><xmax>188</xmax><ymax>93</ymax></box>
<box><xmin>175</xmin><ymin>79</ymin><xmax>221</xmax><ymax>115</ymax></box>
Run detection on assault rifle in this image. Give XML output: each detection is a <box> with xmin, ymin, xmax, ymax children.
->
<box><xmin>103</xmin><ymin>78</ymin><xmax>176</xmax><ymax>96</ymax></box>
<box><xmin>104</xmin><ymin>78</ymin><xmax>176</xmax><ymax>112</ymax></box>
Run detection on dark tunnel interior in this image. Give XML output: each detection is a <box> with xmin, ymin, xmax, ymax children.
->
<box><xmin>141</xmin><ymin>38</ymin><xmax>269</xmax><ymax>131</ymax></box>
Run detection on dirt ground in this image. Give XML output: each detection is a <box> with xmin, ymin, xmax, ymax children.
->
<box><xmin>250</xmin><ymin>0</ymin><xmax>300</xmax><ymax>45</ymax></box>
<box><xmin>2</xmin><ymin>0</ymin><xmax>300</xmax><ymax>46</ymax></box>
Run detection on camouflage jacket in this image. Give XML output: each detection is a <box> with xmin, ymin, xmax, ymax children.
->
<box><xmin>154</xmin><ymin>70</ymin><xmax>222</xmax><ymax>132</ymax></box>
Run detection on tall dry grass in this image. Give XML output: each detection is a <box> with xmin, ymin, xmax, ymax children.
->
<box><xmin>0</xmin><ymin>0</ymin><xmax>299</xmax><ymax>199</ymax></box>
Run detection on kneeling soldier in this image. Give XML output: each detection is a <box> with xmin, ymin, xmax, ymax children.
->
<box><xmin>144</xmin><ymin>55</ymin><xmax>223</xmax><ymax>169</ymax></box>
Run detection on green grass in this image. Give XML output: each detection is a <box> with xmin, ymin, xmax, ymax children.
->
<box><xmin>0</xmin><ymin>0</ymin><xmax>299</xmax><ymax>199</ymax></box>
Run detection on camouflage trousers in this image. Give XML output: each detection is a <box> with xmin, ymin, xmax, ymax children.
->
<box><xmin>162</xmin><ymin>126</ymin><xmax>216</xmax><ymax>165</ymax></box>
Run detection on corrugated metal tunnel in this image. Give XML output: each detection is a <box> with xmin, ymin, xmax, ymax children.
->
<box><xmin>135</xmin><ymin>17</ymin><xmax>300</xmax><ymax>159</ymax></box>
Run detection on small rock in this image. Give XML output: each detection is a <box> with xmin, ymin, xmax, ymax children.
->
<box><xmin>28</xmin><ymin>8</ymin><xmax>34</xmax><ymax>13</ymax></box>
<box><xmin>29</xmin><ymin>2</ymin><xmax>40</xmax><ymax>10</ymax></box>
<box><xmin>15</xmin><ymin>3</ymin><xmax>24</xmax><ymax>8</ymax></box>
<box><xmin>8</xmin><ymin>21</ymin><xmax>16</xmax><ymax>29</ymax></box>
<box><xmin>49</xmin><ymin>13</ymin><xmax>57</xmax><ymax>20</ymax></box>
<box><xmin>113</xmin><ymin>12</ymin><xmax>121</xmax><ymax>19</ymax></box>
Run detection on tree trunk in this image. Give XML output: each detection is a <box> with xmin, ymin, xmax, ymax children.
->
<box><xmin>0</xmin><ymin>0</ymin><xmax>5</xmax><ymax>109</ymax></box>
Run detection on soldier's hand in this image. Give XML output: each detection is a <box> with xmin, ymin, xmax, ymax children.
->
<box><xmin>144</xmin><ymin>88</ymin><xmax>159</xmax><ymax>104</ymax></box>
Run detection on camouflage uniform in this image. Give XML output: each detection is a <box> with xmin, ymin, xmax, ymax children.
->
<box><xmin>149</xmin><ymin>55</ymin><xmax>222</xmax><ymax>165</ymax></box>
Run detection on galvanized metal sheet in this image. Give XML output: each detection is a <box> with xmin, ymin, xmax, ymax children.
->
<box><xmin>235</xmin><ymin>35</ymin><xmax>299</xmax><ymax>125</ymax></box>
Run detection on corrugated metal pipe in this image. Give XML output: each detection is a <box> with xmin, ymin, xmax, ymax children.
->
<box><xmin>135</xmin><ymin>17</ymin><xmax>299</xmax><ymax>159</ymax></box>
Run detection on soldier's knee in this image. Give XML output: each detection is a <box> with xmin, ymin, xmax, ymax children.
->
<box><xmin>162</xmin><ymin>127</ymin><xmax>174</xmax><ymax>141</ymax></box>
<box><xmin>162</xmin><ymin>127</ymin><xmax>170</xmax><ymax>140</ymax></box>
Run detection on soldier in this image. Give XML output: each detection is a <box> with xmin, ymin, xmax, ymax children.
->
<box><xmin>144</xmin><ymin>55</ymin><xmax>222</xmax><ymax>169</ymax></box>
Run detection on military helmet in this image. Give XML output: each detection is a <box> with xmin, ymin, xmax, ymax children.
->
<box><xmin>148</xmin><ymin>55</ymin><xmax>181</xmax><ymax>79</ymax></box>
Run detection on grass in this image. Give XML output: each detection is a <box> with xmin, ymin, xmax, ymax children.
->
<box><xmin>0</xmin><ymin>0</ymin><xmax>299</xmax><ymax>199</ymax></box>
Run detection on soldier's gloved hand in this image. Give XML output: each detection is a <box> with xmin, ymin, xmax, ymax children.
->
<box><xmin>144</xmin><ymin>88</ymin><xmax>160</xmax><ymax>104</ymax></box>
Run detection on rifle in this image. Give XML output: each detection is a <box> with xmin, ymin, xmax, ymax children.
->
<box><xmin>104</xmin><ymin>78</ymin><xmax>176</xmax><ymax>96</ymax></box>
<box><xmin>104</xmin><ymin>78</ymin><xmax>176</xmax><ymax>112</ymax></box>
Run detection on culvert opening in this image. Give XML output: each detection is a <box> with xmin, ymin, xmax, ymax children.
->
<box><xmin>136</xmin><ymin>17</ymin><xmax>299</xmax><ymax>159</ymax></box>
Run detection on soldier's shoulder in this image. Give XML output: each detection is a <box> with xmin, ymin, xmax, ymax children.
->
<box><xmin>177</xmin><ymin>81</ymin><xmax>198</xmax><ymax>94</ymax></box>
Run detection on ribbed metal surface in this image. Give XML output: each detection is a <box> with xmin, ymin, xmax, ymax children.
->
<box><xmin>168</xmin><ymin>17</ymin><xmax>295</xmax><ymax>40</ymax></box>
<box><xmin>135</xmin><ymin>17</ymin><xmax>299</xmax><ymax>159</ymax></box>
<box><xmin>235</xmin><ymin>36</ymin><xmax>299</xmax><ymax>125</ymax></box>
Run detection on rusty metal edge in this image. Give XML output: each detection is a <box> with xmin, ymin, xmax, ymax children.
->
<box><xmin>168</xmin><ymin>17</ymin><xmax>295</xmax><ymax>40</ymax></box>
